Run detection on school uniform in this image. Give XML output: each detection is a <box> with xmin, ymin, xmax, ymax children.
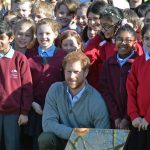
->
<box><xmin>25</xmin><ymin>44</ymin><xmax>66</xmax><ymax>149</ymax></box>
<box><xmin>125</xmin><ymin>50</ymin><xmax>150</xmax><ymax>149</ymax></box>
<box><xmin>0</xmin><ymin>47</ymin><xmax>33</xmax><ymax>150</ymax></box>
<box><xmin>99</xmin><ymin>51</ymin><xmax>137</xmax><ymax>128</ymax></box>
<box><xmin>84</xmin><ymin>36</ymin><xmax>143</xmax><ymax>91</ymax></box>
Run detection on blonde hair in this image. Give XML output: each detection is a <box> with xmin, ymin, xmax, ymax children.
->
<box><xmin>32</xmin><ymin>1</ymin><xmax>54</xmax><ymax>19</ymax></box>
<box><xmin>36</xmin><ymin>18</ymin><xmax>60</xmax><ymax>33</ymax></box>
<box><xmin>14</xmin><ymin>18</ymin><xmax>36</xmax><ymax>48</ymax></box>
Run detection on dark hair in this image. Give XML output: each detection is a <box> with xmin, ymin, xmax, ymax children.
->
<box><xmin>0</xmin><ymin>20</ymin><xmax>13</xmax><ymax>37</ymax></box>
<box><xmin>141</xmin><ymin>24</ymin><xmax>150</xmax><ymax>38</ymax></box>
<box><xmin>134</xmin><ymin>2</ymin><xmax>150</xmax><ymax>18</ymax></box>
<box><xmin>54</xmin><ymin>0</ymin><xmax>79</xmax><ymax>15</ymax></box>
<box><xmin>100</xmin><ymin>5</ymin><xmax>124</xmax><ymax>24</ymax></box>
<box><xmin>115</xmin><ymin>24</ymin><xmax>136</xmax><ymax>40</ymax></box>
<box><xmin>87</xmin><ymin>1</ymin><xmax>107</xmax><ymax>17</ymax></box>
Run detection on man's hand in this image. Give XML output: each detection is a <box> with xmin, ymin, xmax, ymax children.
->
<box><xmin>115</xmin><ymin>118</ymin><xmax>121</xmax><ymax>129</ymax></box>
<box><xmin>32</xmin><ymin>102</ymin><xmax>43</xmax><ymax>115</ymax></box>
<box><xmin>132</xmin><ymin>117</ymin><xmax>142</xmax><ymax>128</ymax></box>
<box><xmin>138</xmin><ymin>118</ymin><xmax>149</xmax><ymax>131</ymax></box>
<box><xmin>74</xmin><ymin>128</ymin><xmax>89</xmax><ymax>137</ymax></box>
<box><xmin>18</xmin><ymin>114</ymin><xmax>28</xmax><ymax>126</ymax></box>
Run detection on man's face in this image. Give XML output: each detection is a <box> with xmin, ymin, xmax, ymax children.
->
<box><xmin>64</xmin><ymin>61</ymin><xmax>88</xmax><ymax>94</ymax></box>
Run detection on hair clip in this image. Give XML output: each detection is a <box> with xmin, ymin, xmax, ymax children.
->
<box><xmin>104</xmin><ymin>9</ymin><xmax>122</xmax><ymax>20</ymax></box>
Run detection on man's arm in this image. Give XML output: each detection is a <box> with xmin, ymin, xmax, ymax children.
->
<box><xmin>42</xmin><ymin>83</ymin><xmax>73</xmax><ymax>140</ymax></box>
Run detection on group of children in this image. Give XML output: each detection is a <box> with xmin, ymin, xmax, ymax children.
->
<box><xmin>0</xmin><ymin>0</ymin><xmax>149</xmax><ymax>149</ymax></box>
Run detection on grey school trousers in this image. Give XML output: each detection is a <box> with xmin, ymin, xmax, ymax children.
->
<box><xmin>0</xmin><ymin>115</ymin><xmax>20</xmax><ymax>150</ymax></box>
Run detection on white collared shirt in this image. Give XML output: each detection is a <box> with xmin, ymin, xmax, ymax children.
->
<box><xmin>143</xmin><ymin>45</ymin><xmax>150</xmax><ymax>61</ymax></box>
<box><xmin>0</xmin><ymin>46</ymin><xmax>14</xmax><ymax>59</ymax></box>
<box><xmin>67</xmin><ymin>86</ymin><xmax>86</xmax><ymax>107</ymax></box>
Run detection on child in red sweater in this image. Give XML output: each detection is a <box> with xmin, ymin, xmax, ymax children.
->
<box><xmin>0</xmin><ymin>20</ymin><xmax>33</xmax><ymax>149</ymax></box>
<box><xmin>100</xmin><ymin>24</ymin><xmax>138</xmax><ymax>129</ymax></box>
<box><xmin>25</xmin><ymin>18</ymin><xmax>66</xmax><ymax>150</ymax></box>
<box><xmin>125</xmin><ymin>24</ymin><xmax>150</xmax><ymax>149</ymax></box>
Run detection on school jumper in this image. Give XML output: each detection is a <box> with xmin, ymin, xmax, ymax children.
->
<box><xmin>99</xmin><ymin>52</ymin><xmax>137</xmax><ymax>128</ymax></box>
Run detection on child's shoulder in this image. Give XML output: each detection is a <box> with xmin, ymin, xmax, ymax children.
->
<box><xmin>13</xmin><ymin>50</ymin><xmax>28</xmax><ymax>61</ymax></box>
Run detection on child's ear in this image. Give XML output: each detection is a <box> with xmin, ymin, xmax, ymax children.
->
<box><xmin>54</xmin><ymin>31</ymin><xmax>58</xmax><ymax>39</ymax></box>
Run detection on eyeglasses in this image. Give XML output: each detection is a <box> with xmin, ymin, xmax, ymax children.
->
<box><xmin>116</xmin><ymin>38</ymin><xmax>135</xmax><ymax>44</ymax></box>
<box><xmin>101</xmin><ymin>24</ymin><xmax>116</xmax><ymax>31</ymax></box>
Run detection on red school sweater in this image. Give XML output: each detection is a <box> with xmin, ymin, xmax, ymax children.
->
<box><xmin>0</xmin><ymin>51</ymin><xmax>33</xmax><ymax>115</ymax></box>
<box><xmin>84</xmin><ymin>37</ymin><xmax>143</xmax><ymax>91</ymax></box>
<box><xmin>26</xmin><ymin>48</ymin><xmax>66</xmax><ymax>108</ymax></box>
<box><xmin>127</xmin><ymin>54</ymin><xmax>150</xmax><ymax>123</ymax></box>
<box><xmin>99</xmin><ymin>52</ymin><xmax>137</xmax><ymax>127</ymax></box>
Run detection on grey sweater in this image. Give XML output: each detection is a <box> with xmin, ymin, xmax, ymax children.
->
<box><xmin>42</xmin><ymin>81</ymin><xmax>110</xmax><ymax>140</ymax></box>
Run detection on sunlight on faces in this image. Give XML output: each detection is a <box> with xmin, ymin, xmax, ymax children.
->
<box><xmin>16</xmin><ymin>2</ymin><xmax>32</xmax><ymax>18</ymax></box>
<box><xmin>32</xmin><ymin>12</ymin><xmax>47</xmax><ymax>24</ymax></box>
<box><xmin>101</xmin><ymin>18</ymin><xmax>118</xmax><ymax>39</ymax></box>
<box><xmin>76</xmin><ymin>7</ymin><xmax>88</xmax><ymax>31</ymax></box>
<box><xmin>64</xmin><ymin>61</ymin><xmax>88</xmax><ymax>94</ymax></box>
<box><xmin>0</xmin><ymin>33</ymin><xmax>13</xmax><ymax>53</ymax></box>
<box><xmin>143</xmin><ymin>30</ymin><xmax>150</xmax><ymax>52</ymax></box>
<box><xmin>14</xmin><ymin>23</ymin><xmax>34</xmax><ymax>50</ymax></box>
<box><xmin>116</xmin><ymin>31</ymin><xmax>136</xmax><ymax>56</ymax></box>
<box><xmin>56</xmin><ymin>4</ymin><xmax>73</xmax><ymax>28</ymax></box>
<box><xmin>62</xmin><ymin>36</ymin><xmax>81</xmax><ymax>53</ymax></box>
<box><xmin>88</xmin><ymin>12</ymin><xmax>100</xmax><ymax>27</ymax></box>
<box><xmin>87</xmin><ymin>26</ymin><xmax>100</xmax><ymax>39</ymax></box>
<box><xmin>37</xmin><ymin>24</ymin><xmax>57</xmax><ymax>50</ymax></box>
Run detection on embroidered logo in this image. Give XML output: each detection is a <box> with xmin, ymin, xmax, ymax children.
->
<box><xmin>10</xmin><ymin>69</ymin><xmax>18</xmax><ymax>78</ymax></box>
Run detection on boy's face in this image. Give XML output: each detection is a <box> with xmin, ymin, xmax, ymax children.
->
<box><xmin>87</xmin><ymin>26</ymin><xmax>100</xmax><ymax>39</ymax></box>
<box><xmin>0</xmin><ymin>33</ymin><xmax>13</xmax><ymax>53</ymax></box>
<box><xmin>115</xmin><ymin>31</ymin><xmax>136</xmax><ymax>57</ymax></box>
<box><xmin>32</xmin><ymin>12</ymin><xmax>47</xmax><ymax>24</ymax></box>
<box><xmin>76</xmin><ymin>8</ymin><xmax>88</xmax><ymax>31</ymax></box>
<box><xmin>16</xmin><ymin>2</ymin><xmax>32</xmax><ymax>18</ymax></box>
<box><xmin>14</xmin><ymin>24</ymin><xmax>34</xmax><ymax>50</ymax></box>
<box><xmin>88</xmin><ymin>12</ymin><xmax>100</xmax><ymax>28</ymax></box>
<box><xmin>37</xmin><ymin>24</ymin><xmax>57</xmax><ymax>49</ymax></box>
<box><xmin>56</xmin><ymin>4</ymin><xmax>73</xmax><ymax>28</ymax></box>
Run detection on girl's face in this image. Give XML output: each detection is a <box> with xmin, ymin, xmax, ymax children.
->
<box><xmin>101</xmin><ymin>18</ymin><xmax>118</xmax><ymax>39</ymax></box>
<box><xmin>87</xmin><ymin>26</ymin><xmax>100</xmax><ymax>39</ymax></box>
<box><xmin>115</xmin><ymin>31</ymin><xmax>136</xmax><ymax>57</ymax></box>
<box><xmin>15</xmin><ymin>23</ymin><xmax>34</xmax><ymax>50</ymax></box>
<box><xmin>88</xmin><ymin>12</ymin><xmax>100</xmax><ymax>28</ymax></box>
<box><xmin>37</xmin><ymin>24</ymin><xmax>57</xmax><ymax>49</ymax></box>
<box><xmin>56</xmin><ymin>4</ymin><xmax>73</xmax><ymax>28</ymax></box>
<box><xmin>143</xmin><ymin>30</ymin><xmax>150</xmax><ymax>52</ymax></box>
<box><xmin>76</xmin><ymin>7</ymin><xmax>88</xmax><ymax>31</ymax></box>
<box><xmin>62</xmin><ymin>36</ymin><xmax>80</xmax><ymax>53</ymax></box>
